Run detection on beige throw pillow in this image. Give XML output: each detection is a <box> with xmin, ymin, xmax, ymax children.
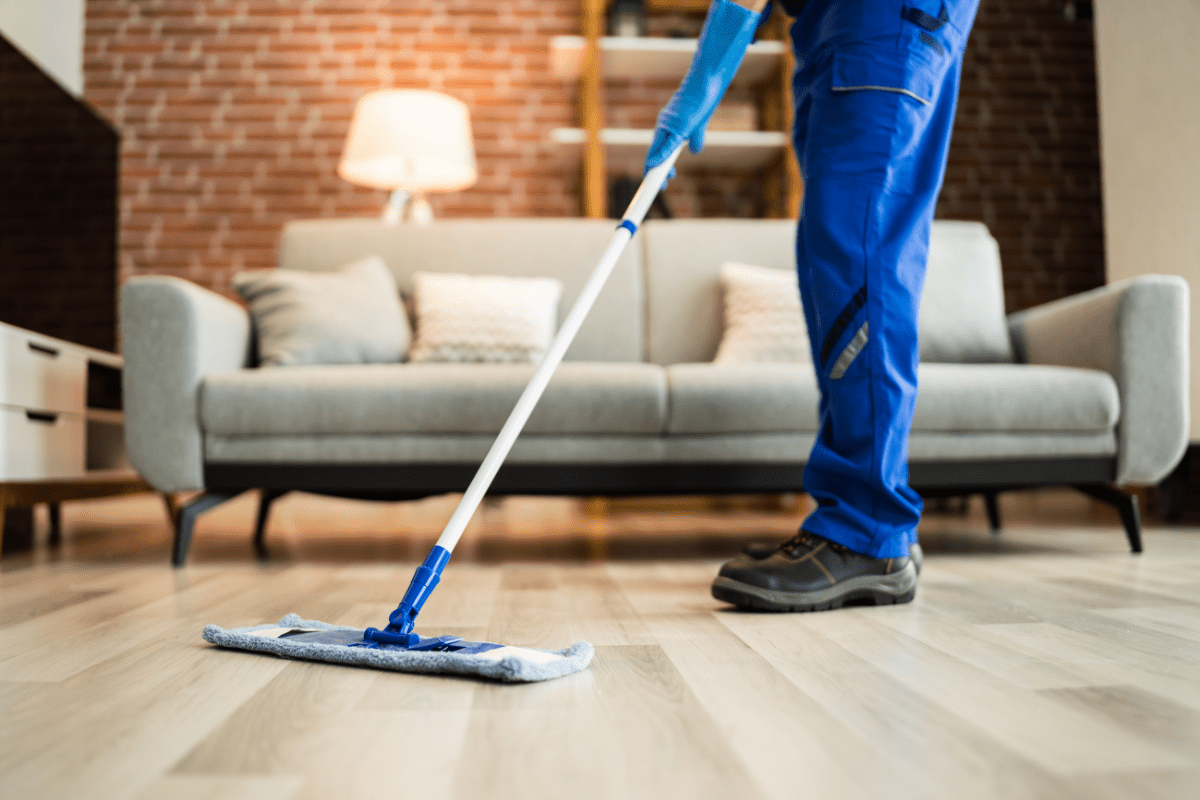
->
<box><xmin>409</xmin><ymin>272</ymin><xmax>562</xmax><ymax>363</ymax></box>
<box><xmin>714</xmin><ymin>261</ymin><xmax>811</xmax><ymax>363</ymax></box>
<box><xmin>233</xmin><ymin>255</ymin><xmax>409</xmax><ymax>367</ymax></box>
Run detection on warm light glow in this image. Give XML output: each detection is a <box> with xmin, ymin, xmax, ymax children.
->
<box><xmin>338</xmin><ymin>90</ymin><xmax>477</xmax><ymax>193</ymax></box>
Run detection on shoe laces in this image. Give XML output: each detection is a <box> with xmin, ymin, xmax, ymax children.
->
<box><xmin>781</xmin><ymin>531</ymin><xmax>849</xmax><ymax>557</ymax></box>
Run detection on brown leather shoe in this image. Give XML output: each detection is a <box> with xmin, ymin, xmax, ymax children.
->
<box><xmin>714</xmin><ymin>531</ymin><xmax>917</xmax><ymax>612</ymax></box>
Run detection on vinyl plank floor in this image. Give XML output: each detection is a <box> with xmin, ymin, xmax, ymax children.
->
<box><xmin>2</xmin><ymin>490</ymin><xmax>1200</xmax><ymax>799</ymax></box>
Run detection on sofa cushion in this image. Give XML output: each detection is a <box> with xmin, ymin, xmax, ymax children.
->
<box><xmin>408</xmin><ymin>272</ymin><xmax>562</xmax><ymax>363</ymax></box>
<box><xmin>666</xmin><ymin>362</ymin><xmax>1117</xmax><ymax>436</ymax></box>
<box><xmin>667</xmin><ymin>363</ymin><xmax>821</xmax><ymax>434</ymax></box>
<box><xmin>232</xmin><ymin>255</ymin><xmax>409</xmax><ymax>367</ymax></box>
<box><xmin>278</xmin><ymin>219</ymin><xmax>645</xmax><ymax>363</ymax></box>
<box><xmin>913</xmin><ymin>363</ymin><xmax>1119</xmax><ymax>433</ymax></box>
<box><xmin>200</xmin><ymin>362</ymin><xmax>667</xmax><ymax>437</ymax></box>
<box><xmin>714</xmin><ymin>262</ymin><xmax>811</xmax><ymax>363</ymax></box>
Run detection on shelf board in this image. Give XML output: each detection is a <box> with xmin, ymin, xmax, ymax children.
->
<box><xmin>550</xmin><ymin>36</ymin><xmax>786</xmax><ymax>86</ymax></box>
<box><xmin>549</xmin><ymin>127</ymin><xmax>788</xmax><ymax>172</ymax></box>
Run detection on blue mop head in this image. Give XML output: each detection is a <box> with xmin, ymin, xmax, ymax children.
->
<box><xmin>202</xmin><ymin>614</ymin><xmax>594</xmax><ymax>683</ymax></box>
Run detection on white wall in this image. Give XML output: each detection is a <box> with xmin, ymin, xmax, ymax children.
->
<box><xmin>0</xmin><ymin>0</ymin><xmax>85</xmax><ymax>96</ymax></box>
<box><xmin>1094</xmin><ymin>1</ymin><xmax>1200</xmax><ymax>440</ymax></box>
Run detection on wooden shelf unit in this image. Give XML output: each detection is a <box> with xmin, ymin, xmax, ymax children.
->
<box><xmin>563</xmin><ymin>0</ymin><xmax>801</xmax><ymax>219</ymax></box>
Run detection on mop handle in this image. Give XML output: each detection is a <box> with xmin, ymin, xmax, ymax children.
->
<box><xmin>433</xmin><ymin>144</ymin><xmax>683</xmax><ymax>555</ymax></box>
<box><xmin>363</xmin><ymin>146</ymin><xmax>683</xmax><ymax>645</ymax></box>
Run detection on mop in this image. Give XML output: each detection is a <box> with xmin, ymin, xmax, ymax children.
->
<box><xmin>203</xmin><ymin>145</ymin><xmax>684</xmax><ymax>683</ymax></box>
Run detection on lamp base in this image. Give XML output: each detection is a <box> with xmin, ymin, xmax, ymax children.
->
<box><xmin>382</xmin><ymin>190</ymin><xmax>434</xmax><ymax>226</ymax></box>
<box><xmin>408</xmin><ymin>193</ymin><xmax>434</xmax><ymax>226</ymax></box>
<box><xmin>383</xmin><ymin>190</ymin><xmax>409</xmax><ymax>225</ymax></box>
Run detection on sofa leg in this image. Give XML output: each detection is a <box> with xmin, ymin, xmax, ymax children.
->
<box><xmin>172</xmin><ymin>490</ymin><xmax>244</xmax><ymax>567</ymax></box>
<box><xmin>983</xmin><ymin>492</ymin><xmax>1002</xmax><ymax>532</ymax></box>
<box><xmin>254</xmin><ymin>490</ymin><xmax>288</xmax><ymax>559</ymax></box>
<box><xmin>1074</xmin><ymin>484</ymin><xmax>1143</xmax><ymax>554</ymax></box>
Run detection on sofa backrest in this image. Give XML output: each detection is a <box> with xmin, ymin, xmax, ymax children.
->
<box><xmin>278</xmin><ymin>218</ymin><xmax>644</xmax><ymax>363</ymax></box>
<box><xmin>641</xmin><ymin>219</ymin><xmax>797</xmax><ymax>365</ymax></box>
<box><xmin>640</xmin><ymin>218</ymin><xmax>1012</xmax><ymax>365</ymax></box>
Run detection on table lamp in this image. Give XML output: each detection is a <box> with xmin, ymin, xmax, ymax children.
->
<box><xmin>338</xmin><ymin>90</ymin><xmax>477</xmax><ymax>225</ymax></box>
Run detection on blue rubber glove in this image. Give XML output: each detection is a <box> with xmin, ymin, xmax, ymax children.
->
<box><xmin>644</xmin><ymin>0</ymin><xmax>763</xmax><ymax>179</ymax></box>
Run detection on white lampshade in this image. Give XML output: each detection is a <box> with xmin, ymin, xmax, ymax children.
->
<box><xmin>338</xmin><ymin>90</ymin><xmax>477</xmax><ymax>193</ymax></box>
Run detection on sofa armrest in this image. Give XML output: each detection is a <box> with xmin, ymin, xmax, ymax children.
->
<box><xmin>1007</xmin><ymin>275</ymin><xmax>1189</xmax><ymax>485</ymax></box>
<box><xmin>121</xmin><ymin>276</ymin><xmax>252</xmax><ymax>491</ymax></box>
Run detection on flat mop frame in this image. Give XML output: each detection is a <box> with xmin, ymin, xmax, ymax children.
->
<box><xmin>358</xmin><ymin>145</ymin><xmax>686</xmax><ymax>649</ymax></box>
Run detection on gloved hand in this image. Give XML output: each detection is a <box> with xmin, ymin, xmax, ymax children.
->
<box><xmin>644</xmin><ymin>0</ymin><xmax>763</xmax><ymax>180</ymax></box>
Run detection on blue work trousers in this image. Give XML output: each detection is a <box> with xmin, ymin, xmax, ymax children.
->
<box><xmin>787</xmin><ymin>0</ymin><xmax>979</xmax><ymax>558</ymax></box>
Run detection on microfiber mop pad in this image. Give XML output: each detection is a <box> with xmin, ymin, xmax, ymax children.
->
<box><xmin>203</xmin><ymin>614</ymin><xmax>594</xmax><ymax>683</ymax></box>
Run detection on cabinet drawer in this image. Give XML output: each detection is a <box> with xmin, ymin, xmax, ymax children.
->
<box><xmin>0</xmin><ymin>407</ymin><xmax>85</xmax><ymax>480</ymax></box>
<box><xmin>0</xmin><ymin>329</ymin><xmax>87</xmax><ymax>414</ymax></box>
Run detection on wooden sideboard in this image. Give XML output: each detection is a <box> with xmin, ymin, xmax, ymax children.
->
<box><xmin>0</xmin><ymin>321</ymin><xmax>151</xmax><ymax>554</ymax></box>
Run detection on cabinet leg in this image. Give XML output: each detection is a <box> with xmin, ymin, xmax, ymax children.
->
<box><xmin>48</xmin><ymin>502</ymin><xmax>62</xmax><ymax>546</ymax></box>
<box><xmin>1</xmin><ymin>506</ymin><xmax>35</xmax><ymax>554</ymax></box>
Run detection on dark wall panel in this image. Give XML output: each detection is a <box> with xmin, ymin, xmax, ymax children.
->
<box><xmin>0</xmin><ymin>32</ymin><xmax>119</xmax><ymax>352</ymax></box>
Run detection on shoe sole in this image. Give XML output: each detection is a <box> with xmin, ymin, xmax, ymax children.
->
<box><xmin>711</xmin><ymin>562</ymin><xmax>918</xmax><ymax>612</ymax></box>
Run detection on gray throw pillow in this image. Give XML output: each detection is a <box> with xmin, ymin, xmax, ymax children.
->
<box><xmin>233</xmin><ymin>255</ymin><xmax>409</xmax><ymax>367</ymax></box>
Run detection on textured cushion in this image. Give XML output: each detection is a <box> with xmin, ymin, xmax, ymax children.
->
<box><xmin>200</xmin><ymin>362</ymin><xmax>667</xmax><ymax>436</ymax></box>
<box><xmin>233</xmin><ymin>256</ymin><xmax>408</xmax><ymax>367</ymax></box>
<box><xmin>919</xmin><ymin>221</ymin><xmax>1013</xmax><ymax>363</ymax></box>
<box><xmin>408</xmin><ymin>272</ymin><xmax>562</xmax><ymax>363</ymax></box>
<box><xmin>667</xmin><ymin>363</ymin><xmax>821</xmax><ymax>434</ymax></box>
<box><xmin>714</xmin><ymin>262</ymin><xmax>811</xmax><ymax>363</ymax></box>
<box><xmin>913</xmin><ymin>363</ymin><xmax>1119</xmax><ymax>433</ymax></box>
<box><xmin>277</xmin><ymin>219</ymin><xmax>645</xmax><ymax>363</ymax></box>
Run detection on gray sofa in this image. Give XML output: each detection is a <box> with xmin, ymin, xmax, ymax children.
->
<box><xmin>120</xmin><ymin>219</ymin><xmax>1189</xmax><ymax>564</ymax></box>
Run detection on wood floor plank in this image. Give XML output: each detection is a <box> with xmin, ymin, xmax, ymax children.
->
<box><xmin>1067</xmin><ymin>771</ymin><xmax>1200</xmax><ymax>800</ymax></box>
<box><xmin>1094</xmin><ymin>605</ymin><xmax>1200</xmax><ymax>645</ymax></box>
<box><xmin>869</xmin><ymin>594</ymin><xmax>1115</xmax><ymax>690</ymax></box>
<box><xmin>810</xmin><ymin>611</ymin><xmax>1190</xmax><ymax>775</ymax></box>
<box><xmin>0</xmin><ymin>570</ymin><xmax>215</xmax><ymax>655</ymax></box>
<box><xmin>175</xmin><ymin>659</ymin><xmax>381</xmax><ymax>774</ymax></box>
<box><xmin>135</xmin><ymin>775</ymin><xmax>304</xmax><ymax>800</ymax></box>
<box><xmin>4</xmin><ymin>491</ymin><xmax>1200</xmax><ymax>800</ymax></box>
<box><xmin>289</xmin><ymin>710</ymin><xmax>472</xmax><ymax>800</ymax></box>
<box><xmin>715</xmin><ymin>610</ymin><xmax>1080</xmax><ymax>799</ymax></box>
<box><xmin>1041</xmin><ymin>685</ymin><xmax>1200</xmax><ymax>758</ymax></box>
<box><xmin>454</xmin><ymin>644</ymin><xmax>768</xmax><ymax>800</ymax></box>
<box><xmin>558</xmin><ymin>564</ymin><xmax>656</xmax><ymax>647</ymax></box>
<box><xmin>639</xmin><ymin>612</ymin><xmax>913</xmax><ymax>800</ymax></box>
<box><xmin>979</xmin><ymin>622</ymin><xmax>1200</xmax><ymax>712</ymax></box>
<box><xmin>0</xmin><ymin>572</ymin><xmax>250</xmax><ymax>682</ymax></box>
<box><xmin>484</xmin><ymin>565</ymin><xmax>577</xmax><ymax>651</ymax></box>
<box><xmin>0</xmin><ymin>632</ymin><xmax>289</xmax><ymax>800</ymax></box>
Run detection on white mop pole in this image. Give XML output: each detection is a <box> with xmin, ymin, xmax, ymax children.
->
<box><xmin>434</xmin><ymin>145</ymin><xmax>683</xmax><ymax>555</ymax></box>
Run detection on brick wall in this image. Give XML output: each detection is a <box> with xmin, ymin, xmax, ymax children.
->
<box><xmin>84</xmin><ymin>0</ymin><xmax>585</xmax><ymax>295</ymax></box>
<box><xmin>939</xmin><ymin>0</ymin><xmax>1105</xmax><ymax>312</ymax></box>
<box><xmin>84</xmin><ymin>0</ymin><xmax>1103</xmax><ymax>313</ymax></box>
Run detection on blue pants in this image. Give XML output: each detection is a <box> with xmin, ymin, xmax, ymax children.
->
<box><xmin>786</xmin><ymin>1</ymin><xmax>979</xmax><ymax>558</ymax></box>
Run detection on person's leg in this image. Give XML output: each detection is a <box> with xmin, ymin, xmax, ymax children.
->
<box><xmin>713</xmin><ymin>0</ymin><xmax>977</xmax><ymax>610</ymax></box>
